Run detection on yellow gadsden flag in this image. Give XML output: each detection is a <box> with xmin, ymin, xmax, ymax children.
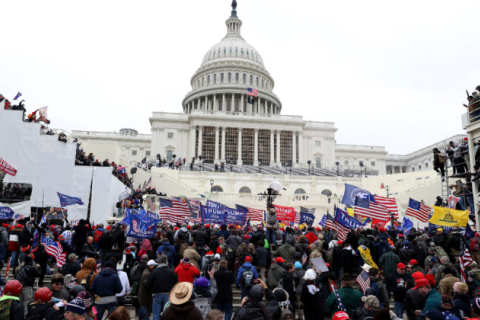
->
<box><xmin>429</xmin><ymin>206</ymin><xmax>469</xmax><ymax>227</ymax></box>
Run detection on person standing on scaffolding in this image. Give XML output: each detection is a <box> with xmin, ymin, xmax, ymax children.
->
<box><xmin>433</xmin><ymin>148</ymin><xmax>446</xmax><ymax>181</ymax></box>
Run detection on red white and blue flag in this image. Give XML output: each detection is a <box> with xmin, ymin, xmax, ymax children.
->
<box><xmin>356</xmin><ymin>270</ymin><xmax>370</xmax><ymax>293</ymax></box>
<box><xmin>373</xmin><ymin>195</ymin><xmax>399</xmax><ymax>219</ymax></box>
<box><xmin>160</xmin><ymin>198</ymin><xmax>191</xmax><ymax>224</ymax></box>
<box><xmin>247</xmin><ymin>87</ymin><xmax>258</xmax><ymax>97</ymax></box>
<box><xmin>41</xmin><ymin>235</ymin><xmax>67</xmax><ymax>267</ymax></box>
<box><xmin>404</xmin><ymin>198</ymin><xmax>431</xmax><ymax>223</ymax></box>
<box><xmin>236</xmin><ymin>205</ymin><xmax>263</xmax><ymax>222</ymax></box>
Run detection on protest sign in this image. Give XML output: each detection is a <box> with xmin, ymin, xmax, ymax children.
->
<box><xmin>311</xmin><ymin>257</ymin><xmax>329</xmax><ymax>272</ymax></box>
<box><xmin>45</xmin><ymin>207</ymin><xmax>68</xmax><ymax>220</ymax></box>
<box><xmin>300</xmin><ymin>212</ymin><xmax>315</xmax><ymax>227</ymax></box>
<box><xmin>273</xmin><ymin>205</ymin><xmax>296</xmax><ymax>223</ymax></box>
<box><xmin>0</xmin><ymin>207</ymin><xmax>14</xmax><ymax>220</ymax></box>
<box><xmin>224</xmin><ymin>208</ymin><xmax>247</xmax><ymax>225</ymax></box>
<box><xmin>201</xmin><ymin>205</ymin><xmax>226</xmax><ymax>225</ymax></box>
<box><xmin>124</xmin><ymin>214</ymin><xmax>159</xmax><ymax>239</ymax></box>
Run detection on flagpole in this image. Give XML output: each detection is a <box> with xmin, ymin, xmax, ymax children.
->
<box><xmin>86</xmin><ymin>170</ymin><xmax>94</xmax><ymax>222</ymax></box>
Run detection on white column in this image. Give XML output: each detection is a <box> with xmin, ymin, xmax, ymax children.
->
<box><xmin>189</xmin><ymin>125</ymin><xmax>196</xmax><ymax>161</ymax></box>
<box><xmin>257</xmin><ymin>98</ymin><xmax>261</xmax><ymax>115</ymax></box>
<box><xmin>276</xmin><ymin>130</ymin><xmax>281</xmax><ymax>167</ymax></box>
<box><xmin>214</xmin><ymin>126</ymin><xmax>220</xmax><ymax>163</ymax></box>
<box><xmin>254</xmin><ymin>129</ymin><xmax>259</xmax><ymax>166</ymax></box>
<box><xmin>247</xmin><ymin>96</ymin><xmax>252</xmax><ymax>114</ymax></box>
<box><xmin>292</xmin><ymin>131</ymin><xmax>297</xmax><ymax>166</ymax></box>
<box><xmin>240</xmin><ymin>94</ymin><xmax>244</xmax><ymax>113</ymax></box>
<box><xmin>197</xmin><ymin>126</ymin><xmax>203</xmax><ymax>159</ymax></box>
<box><xmin>298</xmin><ymin>131</ymin><xmax>303</xmax><ymax>165</ymax></box>
<box><xmin>204</xmin><ymin>96</ymin><xmax>208</xmax><ymax>113</ymax></box>
<box><xmin>221</xmin><ymin>126</ymin><xmax>226</xmax><ymax>161</ymax></box>
<box><xmin>270</xmin><ymin>129</ymin><xmax>275</xmax><ymax>166</ymax></box>
<box><xmin>231</xmin><ymin>93</ymin><xmax>235</xmax><ymax>112</ymax></box>
<box><xmin>213</xmin><ymin>95</ymin><xmax>217</xmax><ymax>112</ymax></box>
<box><xmin>222</xmin><ymin>94</ymin><xmax>226</xmax><ymax>112</ymax></box>
<box><xmin>237</xmin><ymin>128</ymin><xmax>243</xmax><ymax>165</ymax></box>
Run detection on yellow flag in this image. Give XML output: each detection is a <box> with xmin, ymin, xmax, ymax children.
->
<box><xmin>429</xmin><ymin>206</ymin><xmax>469</xmax><ymax>227</ymax></box>
<box><xmin>358</xmin><ymin>246</ymin><xmax>378</xmax><ymax>269</ymax></box>
<box><xmin>346</xmin><ymin>208</ymin><xmax>355</xmax><ymax>217</ymax></box>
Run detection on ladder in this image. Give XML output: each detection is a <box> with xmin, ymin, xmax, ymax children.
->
<box><xmin>440</xmin><ymin>141</ymin><xmax>450</xmax><ymax>204</ymax></box>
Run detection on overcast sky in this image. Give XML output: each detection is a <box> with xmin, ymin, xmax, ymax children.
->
<box><xmin>1</xmin><ymin>0</ymin><xmax>477</xmax><ymax>154</ymax></box>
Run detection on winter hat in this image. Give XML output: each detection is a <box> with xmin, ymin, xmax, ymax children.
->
<box><xmin>358</xmin><ymin>239</ymin><xmax>365</xmax><ymax>246</ymax></box>
<box><xmin>294</xmin><ymin>262</ymin><xmax>302</xmax><ymax>269</ymax></box>
<box><xmin>76</xmin><ymin>291</ymin><xmax>92</xmax><ymax>309</ymax></box>
<box><xmin>205</xmin><ymin>251</ymin><xmax>214</xmax><ymax>257</ymax></box>
<box><xmin>273</xmin><ymin>288</ymin><xmax>288</xmax><ymax>302</ymax></box>
<box><xmin>420</xmin><ymin>309</ymin><xmax>446</xmax><ymax>320</ymax></box>
<box><xmin>66</xmin><ymin>297</ymin><xmax>85</xmax><ymax>315</ymax></box>
<box><xmin>425</xmin><ymin>274</ymin><xmax>435</xmax><ymax>286</ymax></box>
<box><xmin>216</xmin><ymin>247</ymin><xmax>222</xmax><ymax>254</ymax></box>
<box><xmin>303</xmin><ymin>269</ymin><xmax>316</xmax><ymax>280</ymax></box>
<box><xmin>105</xmin><ymin>260</ymin><xmax>115</xmax><ymax>269</ymax></box>
<box><xmin>411</xmin><ymin>271</ymin><xmax>425</xmax><ymax>281</ymax></box>
<box><xmin>183</xmin><ymin>257</ymin><xmax>190</xmax><ymax>263</ymax></box>
<box><xmin>194</xmin><ymin>277</ymin><xmax>210</xmax><ymax>288</ymax></box>
<box><xmin>248</xmin><ymin>285</ymin><xmax>264</xmax><ymax>302</ymax></box>
<box><xmin>141</xmin><ymin>254</ymin><xmax>149</xmax><ymax>261</ymax></box>
<box><xmin>361</xmin><ymin>295</ymin><xmax>380</xmax><ymax>309</ymax></box>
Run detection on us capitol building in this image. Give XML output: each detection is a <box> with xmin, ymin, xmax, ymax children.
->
<box><xmin>71</xmin><ymin>1</ymin><xmax>464</xmax><ymax>207</ymax></box>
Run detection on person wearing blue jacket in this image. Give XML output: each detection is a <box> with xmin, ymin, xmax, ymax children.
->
<box><xmin>91</xmin><ymin>260</ymin><xmax>123</xmax><ymax>319</ymax></box>
<box><xmin>236</xmin><ymin>256</ymin><xmax>258</xmax><ymax>299</ymax></box>
<box><xmin>156</xmin><ymin>240</ymin><xmax>176</xmax><ymax>268</ymax></box>
<box><xmin>216</xmin><ymin>224</ymin><xmax>231</xmax><ymax>240</ymax></box>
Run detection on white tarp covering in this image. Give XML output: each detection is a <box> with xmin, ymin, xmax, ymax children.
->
<box><xmin>0</xmin><ymin>108</ymin><xmax>126</xmax><ymax>223</ymax></box>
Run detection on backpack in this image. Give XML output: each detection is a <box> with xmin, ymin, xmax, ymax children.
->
<box><xmin>471</xmin><ymin>238</ymin><xmax>479</xmax><ymax>252</ymax></box>
<box><xmin>235</xmin><ymin>305</ymin><xmax>265</xmax><ymax>320</ymax></box>
<box><xmin>266</xmin><ymin>213</ymin><xmax>277</xmax><ymax>226</ymax></box>
<box><xmin>241</xmin><ymin>268</ymin><xmax>254</xmax><ymax>288</ymax></box>
<box><xmin>178</xmin><ymin>230</ymin><xmax>190</xmax><ymax>241</ymax></box>
<box><xmin>79</xmin><ymin>270</ymin><xmax>95</xmax><ymax>291</ymax></box>
<box><xmin>438</xmin><ymin>152</ymin><xmax>447</xmax><ymax>164</ymax></box>
<box><xmin>0</xmin><ymin>299</ymin><xmax>12</xmax><ymax>320</ymax></box>
<box><xmin>15</xmin><ymin>266</ymin><xmax>28</xmax><ymax>285</ymax></box>
<box><xmin>194</xmin><ymin>298</ymin><xmax>211</xmax><ymax>319</ymax></box>
<box><xmin>93</xmin><ymin>230</ymin><xmax>103</xmax><ymax>243</ymax></box>
<box><xmin>225</xmin><ymin>245</ymin><xmax>235</xmax><ymax>261</ymax></box>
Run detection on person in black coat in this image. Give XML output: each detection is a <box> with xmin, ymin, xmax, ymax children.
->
<box><xmin>73</xmin><ymin>220</ymin><xmax>91</xmax><ymax>256</ymax></box>
<box><xmin>19</xmin><ymin>222</ymin><xmax>34</xmax><ymax>248</ymax></box>
<box><xmin>332</xmin><ymin>241</ymin><xmax>346</xmax><ymax>280</ymax></box>
<box><xmin>281</xmin><ymin>263</ymin><xmax>297</xmax><ymax>312</ymax></box>
<box><xmin>253</xmin><ymin>240</ymin><xmax>269</xmax><ymax>282</ymax></box>
<box><xmin>399</xmin><ymin>240</ymin><xmax>416</xmax><ymax>264</ymax></box>
<box><xmin>214</xmin><ymin>260</ymin><xmax>235</xmax><ymax>320</ymax></box>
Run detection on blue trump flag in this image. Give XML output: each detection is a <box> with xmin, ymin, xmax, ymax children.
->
<box><xmin>206</xmin><ymin>200</ymin><xmax>228</xmax><ymax>209</ymax></box>
<box><xmin>124</xmin><ymin>214</ymin><xmax>160</xmax><ymax>239</ymax></box>
<box><xmin>334</xmin><ymin>207</ymin><xmax>362</xmax><ymax>230</ymax></box>
<box><xmin>342</xmin><ymin>184</ymin><xmax>375</xmax><ymax>207</ymax></box>
<box><xmin>201</xmin><ymin>204</ymin><xmax>226</xmax><ymax>225</ymax></box>
<box><xmin>224</xmin><ymin>207</ymin><xmax>248</xmax><ymax>225</ymax></box>
<box><xmin>300</xmin><ymin>212</ymin><xmax>315</xmax><ymax>227</ymax></box>
<box><xmin>57</xmin><ymin>192</ymin><xmax>84</xmax><ymax>207</ymax></box>
<box><xmin>401</xmin><ymin>217</ymin><xmax>414</xmax><ymax>233</ymax></box>
<box><xmin>0</xmin><ymin>207</ymin><xmax>14</xmax><ymax>220</ymax></box>
<box><xmin>319</xmin><ymin>215</ymin><xmax>326</xmax><ymax>226</ymax></box>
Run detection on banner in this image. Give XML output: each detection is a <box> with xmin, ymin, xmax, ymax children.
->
<box><xmin>224</xmin><ymin>208</ymin><xmax>248</xmax><ymax>225</ymax></box>
<box><xmin>319</xmin><ymin>215</ymin><xmax>326</xmax><ymax>226</ymax></box>
<box><xmin>57</xmin><ymin>192</ymin><xmax>84</xmax><ymax>207</ymax></box>
<box><xmin>0</xmin><ymin>207</ymin><xmax>14</xmax><ymax>220</ymax></box>
<box><xmin>146</xmin><ymin>211</ymin><xmax>160</xmax><ymax>220</ymax></box>
<box><xmin>401</xmin><ymin>217</ymin><xmax>414</xmax><ymax>233</ymax></box>
<box><xmin>0</xmin><ymin>158</ymin><xmax>17</xmax><ymax>176</ymax></box>
<box><xmin>118</xmin><ymin>189</ymin><xmax>131</xmax><ymax>202</ymax></box>
<box><xmin>201</xmin><ymin>205</ymin><xmax>226</xmax><ymax>225</ymax></box>
<box><xmin>273</xmin><ymin>205</ymin><xmax>296</xmax><ymax>223</ymax></box>
<box><xmin>371</xmin><ymin>218</ymin><xmax>388</xmax><ymax>228</ymax></box>
<box><xmin>206</xmin><ymin>200</ymin><xmax>228</xmax><ymax>209</ymax></box>
<box><xmin>429</xmin><ymin>206</ymin><xmax>469</xmax><ymax>227</ymax></box>
<box><xmin>187</xmin><ymin>199</ymin><xmax>201</xmax><ymax>219</ymax></box>
<box><xmin>300</xmin><ymin>212</ymin><xmax>315</xmax><ymax>227</ymax></box>
<box><xmin>124</xmin><ymin>214</ymin><xmax>159</xmax><ymax>239</ymax></box>
<box><xmin>335</xmin><ymin>207</ymin><xmax>362</xmax><ymax>230</ymax></box>
<box><xmin>45</xmin><ymin>207</ymin><xmax>68</xmax><ymax>220</ymax></box>
<box><xmin>341</xmin><ymin>184</ymin><xmax>375</xmax><ymax>207</ymax></box>
<box><xmin>428</xmin><ymin>222</ymin><xmax>466</xmax><ymax>235</ymax></box>
<box><xmin>448</xmin><ymin>195</ymin><xmax>460</xmax><ymax>209</ymax></box>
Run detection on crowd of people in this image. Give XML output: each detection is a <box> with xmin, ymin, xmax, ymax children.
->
<box><xmin>0</xmin><ymin>203</ymin><xmax>479</xmax><ymax>320</ymax></box>
<box><xmin>0</xmin><ymin>183</ymin><xmax>32</xmax><ymax>204</ymax></box>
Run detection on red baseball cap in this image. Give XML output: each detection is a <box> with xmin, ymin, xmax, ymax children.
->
<box><xmin>106</xmin><ymin>226</ymin><xmax>112</xmax><ymax>230</ymax></box>
<box><xmin>413</xmin><ymin>278</ymin><xmax>429</xmax><ymax>289</ymax></box>
<box><xmin>332</xmin><ymin>311</ymin><xmax>351</xmax><ymax>320</ymax></box>
<box><xmin>338</xmin><ymin>241</ymin><xmax>344</xmax><ymax>245</ymax></box>
<box><xmin>275</xmin><ymin>257</ymin><xmax>285</xmax><ymax>263</ymax></box>
<box><xmin>425</xmin><ymin>273</ymin><xmax>435</xmax><ymax>286</ymax></box>
<box><xmin>409</xmin><ymin>259</ymin><xmax>418</xmax><ymax>265</ymax></box>
<box><xmin>316</xmin><ymin>227</ymin><xmax>321</xmax><ymax>231</ymax></box>
<box><xmin>244</xmin><ymin>235</ymin><xmax>250</xmax><ymax>240</ymax></box>
<box><xmin>397</xmin><ymin>263</ymin><xmax>406</xmax><ymax>269</ymax></box>
<box><xmin>245</xmin><ymin>256</ymin><xmax>252</xmax><ymax>262</ymax></box>
<box><xmin>398</xmin><ymin>234</ymin><xmax>404</xmax><ymax>238</ymax></box>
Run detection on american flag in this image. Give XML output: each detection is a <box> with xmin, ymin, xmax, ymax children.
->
<box><xmin>236</xmin><ymin>205</ymin><xmax>264</xmax><ymax>221</ymax></box>
<box><xmin>354</xmin><ymin>197</ymin><xmax>390</xmax><ymax>221</ymax></box>
<box><xmin>247</xmin><ymin>87</ymin><xmax>258</xmax><ymax>97</ymax></box>
<box><xmin>33</xmin><ymin>215</ymin><xmax>47</xmax><ymax>248</ymax></box>
<box><xmin>295</xmin><ymin>211</ymin><xmax>300</xmax><ymax>224</ymax></box>
<box><xmin>332</xmin><ymin>285</ymin><xmax>347</xmax><ymax>312</ymax></box>
<box><xmin>357</xmin><ymin>270</ymin><xmax>370</xmax><ymax>293</ymax></box>
<box><xmin>404</xmin><ymin>198</ymin><xmax>431</xmax><ymax>223</ymax></box>
<box><xmin>146</xmin><ymin>197</ymin><xmax>156</xmax><ymax>211</ymax></box>
<box><xmin>41</xmin><ymin>235</ymin><xmax>67</xmax><ymax>267</ymax></box>
<box><xmin>373</xmin><ymin>195</ymin><xmax>399</xmax><ymax>219</ymax></box>
<box><xmin>300</xmin><ymin>206</ymin><xmax>316</xmax><ymax>214</ymax></box>
<box><xmin>326</xmin><ymin>213</ymin><xmax>349</xmax><ymax>242</ymax></box>
<box><xmin>159</xmin><ymin>198</ymin><xmax>191</xmax><ymax>224</ymax></box>
<box><xmin>459</xmin><ymin>239</ymin><xmax>473</xmax><ymax>282</ymax></box>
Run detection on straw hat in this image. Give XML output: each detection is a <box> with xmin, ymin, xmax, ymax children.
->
<box><xmin>169</xmin><ymin>282</ymin><xmax>193</xmax><ymax>305</ymax></box>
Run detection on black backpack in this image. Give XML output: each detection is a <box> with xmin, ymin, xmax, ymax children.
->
<box><xmin>235</xmin><ymin>305</ymin><xmax>265</xmax><ymax>320</ymax></box>
<box><xmin>178</xmin><ymin>230</ymin><xmax>189</xmax><ymax>241</ymax></box>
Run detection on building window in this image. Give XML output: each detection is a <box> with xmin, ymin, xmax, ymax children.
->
<box><xmin>202</xmin><ymin>77</ymin><xmax>204</xmax><ymax>86</ymax></box>
<box><xmin>146</xmin><ymin>151</ymin><xmax>151</xmax><ymax>156</ymax></box>
<box><xmin>132</xmin><ymin>150</ymin><xmax>137</xmax><ymax>156</ymax></box>
<box><xmin>315</xmin><ymin>141</ymin><xmax>321</xmax><ymax>147</ymax></box>
<box><xmin>239</xmin><ymin>186</ymin><xmax>252</xmax><ymax>194</ymax></box>
<box><xmin>250</xmin><ymin>75</ymin><xmax>253</xmax><ymax>85</ymax></box>
<box><xmin>230</xmin><ymin>47</ymin><xmax>232</xmax><ymax>54</ymax></box>
<box><xmin>418</xmin><ymin>165</ymin><xmax>422</xmax><ymax>170</ymax></box>
<box><xmin>228</xmin><ymin>73</ymin><xmax>232</xmax><ymax>82</ymax></box>
<box><xmin>261</xmin><ymin>79</ymin><xmax>264</xmax><ymax>88</ymax></box>
<box><xmin>166</xmin><ymin>150</ymin><xmax>173</xmax><ymax>161</ymax></box>
<box><xmin>221</xmin><ymin>73</ymin><xmax>224</xmax><ymax>83</ymax></box>
<box><xmin>294</xmin><ymin>188</ymin><xmax>306</xmax><ymax>194</ymax></box>
<box><xmin>315</xmin><ymin>157</ymin><xmax>321</xmax><ymax>168</ymax></box>
<box><xmin>243</xmin><ymin>74</ymin><xmax>246</xmax><ymax>83</ymax></box>
<box><xmin>321</xmin><ymin>189</ymin><xmax>332</xmax><ymax>197</ymax></box>
<box><xmin>235</xmin><ymin>73</ymin><xmax>239</xmax><ymax>83</ymax></box>
<box><xmin>371</xmin><ymin>161</ymin><xmax>375</xmax><ymax>166</ymax></box>
<box><xmin>256</xmin><ymin>77</ymin><xmax>259</xmax><ymax>86</ymax></box>
<box><xmin>207</xmin><ymin>75</ymin><xmax>210</xmax><ymax>84</ymax></box>
<box><xmin>211</xmin><ymin>185</ymin><xmax>223</xmax><ymax>192</ymax></box>
<box><xmin>168</xmin><ymin>133</ymin><xmax>174</xmax><ymax>139</ymax></box>
<box><xmin>214</xmin><ymin>74</ymin><xmax>217</xmax><ymax>84</ymax></box>
<box><xmin>425</xmin><ymin>163</ymin><xmax>429</xmax><ymax>168</ymax></box>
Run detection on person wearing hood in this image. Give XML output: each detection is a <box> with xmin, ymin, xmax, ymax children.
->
<box><xmin>353</xmin><ymin>295</ymin><xmax>381</xmax><ymax>320</ymax></box>
<box><xmin>73</xmin><ymin>219</ymin><xmax>91</xmax><ymax>256</ymax></box>
<box><xmin>434</xmin><ymin>196</ymin><xmax>444</xmax><ymax>207</ymax></box>
<box><xmin>280</xmin><ymin>262</ymin><xmax>297</xmax><ymax>313</ymax></box>
<box><xmin>368</xmin><ymin>267</ymin><xmax>389</xmax><ymax>308</ymax></box>
<box><xmin>146</xmin><ymin>254</ymin><xmax>178</xmax><ymax>320</ymax></box>
<box><xmin>192</xmin><ymin>269</ymin><xmax>218</xmax><ymax>318</ymax></box>
<box><xmin>75</xmin><ymin>257</ymin><xmax>98</xmax><ymax>291</ymax></box>
<box><xmin>452</xmin><ymin>282</ymin><xmax>471</xmax><ymax>318</ymax></box>
<box><xmin>234</xmin><ymin>280</ymin><xmax>280</xmax><ymax>320</ymax></box>
<box><xmin>216</xmin><ymin>224</ymin><xmax>230</xmax><ymax>240</ymax></box>
<box><xmin>236</xmin><ymin>256</ymin><xmax>258</xmax><ymax>299</ymax></box>
<box><xmin>161</xmin><ymin>282</ymin><xmax>203</xmax><ymax>320</ymax></box>
<box><xmin>90</xmin><ymin>259</ymin><xmax>123</xmax><ymax>319</ymax></box>
<box><xmin>156</xmin><ymin>239</ymin><xmax>176</xmax><ymax>268</ymax></box>
<box><xmin>0</xmin><ymin>280</ymin><xmax>24</xmax><ymax>320</ymax></box>
<box><xmin>275</xmin><ymin>238</ymin><xmax>296</xmax><ymax>263</ymax></box>
<box><xmin>183</xmin><ymin>241</ymin><xmax>202</xmax><ymax>270</ymax></box>
<box><xmin>304</xmin><ymin>227</ymin><xmax>318</xmax><ymax>244</ymax></box>
<box><xmin>301</xmin><ymin>269</ymin><xmax>323</xmax><ymax>320</ymax></box>
<box><xmin>115</xmin><ymin>260</ymin><xmax>131</xmax><ymax>306</ymax></box>
<box><xmin>268</xmin><ymin>257</ymin><xmax>286</xmax><ymax>289</ymax></box>
<box><xmin>399</xmin><ymin>240</ymin><xmax>416</xmax><ymax>264</ymax></box>
<box><xmin>138</xmin><ymin>239</ymin><xmax>153</xmax><ymax>260</ymax></box>
<box><xmin>175</xmin><ymin>257</ymin><xmax>200</xmax><ymax>283</ymax></box>
<box><xmin>357</xmin><ymin>239</ymin><xmax>379</xmax><ymax>270</ymax></box>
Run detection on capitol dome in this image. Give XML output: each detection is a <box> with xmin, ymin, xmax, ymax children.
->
<box><xmin>182</xmin><ymin>2</ymin><xmax>282</xmax><ymax>116</ymax></box>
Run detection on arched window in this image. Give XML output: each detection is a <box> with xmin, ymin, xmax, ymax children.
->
<box><xmin>207</xmin><ymin>75</ymin><xmax>210</xmax><ymax>85</ymax></box>
<box><xmin>221</xmin><ymin>73</ymin><xmax>224</xmax><ymax>83</ymax></box>
<box><xmin>212</xmin><ymin>186</ymin><xmax>223</xmax><ymax>193</ymax></box>
<box><xmin>294</xmin><ymin>188</ymin><xmax>306</xmax><ymax>194</ymax></box>
<box><xmin>243</xmin><ymin>74</ymin><xmax>246</xmax><ymax>83</ymax></box>
<box><xmin>256</xmin><ymin>77</ymin><xmax>259</xmax><ymax>86</ymax></box>
<box><xmin>239</xmin><ymin>186</ymin><xmax>252</xmax><ymax>194</ymax></box>
<box><xmin>202</xmin><ymin>77</ymin><xmax>204</xmax><ymax>86</ymax></box>
<box><xmin>230</xmin><ymin>47</ymin><xmax>232</xmax><ymax>54</ymax></box>
<box><xmin>235</xmin><ymin>73</ymin><xmax>239</xmax><ymax>83</ymax></box>
<box><xmin>250</xmin><ymin>75</ymin><xmax>253</xmax><ymax>85</ymax></box>
<box><xmin>261</xmin><ymin>79</ymin><xmax>264</xmax><ymax>88</ymax></box>
<box><xmin>321</xmin><ymin>189</ymin><xmax>332</xmax><ymax>197</ymax></box>
<box><xmin>214</xmin><ymin>74</ymin><xmax>217</xmax><ymax>84</ymax></box>
<box><xmin>228</xmin><ymin>73</ymin><xmax>232</xmax><ymax>82</ymax></box>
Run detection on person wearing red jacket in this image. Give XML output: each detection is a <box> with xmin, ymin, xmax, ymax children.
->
<box><xmin>304</xmin><ymin>227</ymin><xmax>318</xmax><ymax>244</ymax></box>
<box><xmin>174</xmin><ymin>257</ymin><xmax>200</xmax><ymax>283</ymax></box>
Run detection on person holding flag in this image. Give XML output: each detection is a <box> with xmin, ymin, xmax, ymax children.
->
<box><xmin>326</xmin><ymin>274</ymin><xmax>363</xmax><ymax>318</ymax></box>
